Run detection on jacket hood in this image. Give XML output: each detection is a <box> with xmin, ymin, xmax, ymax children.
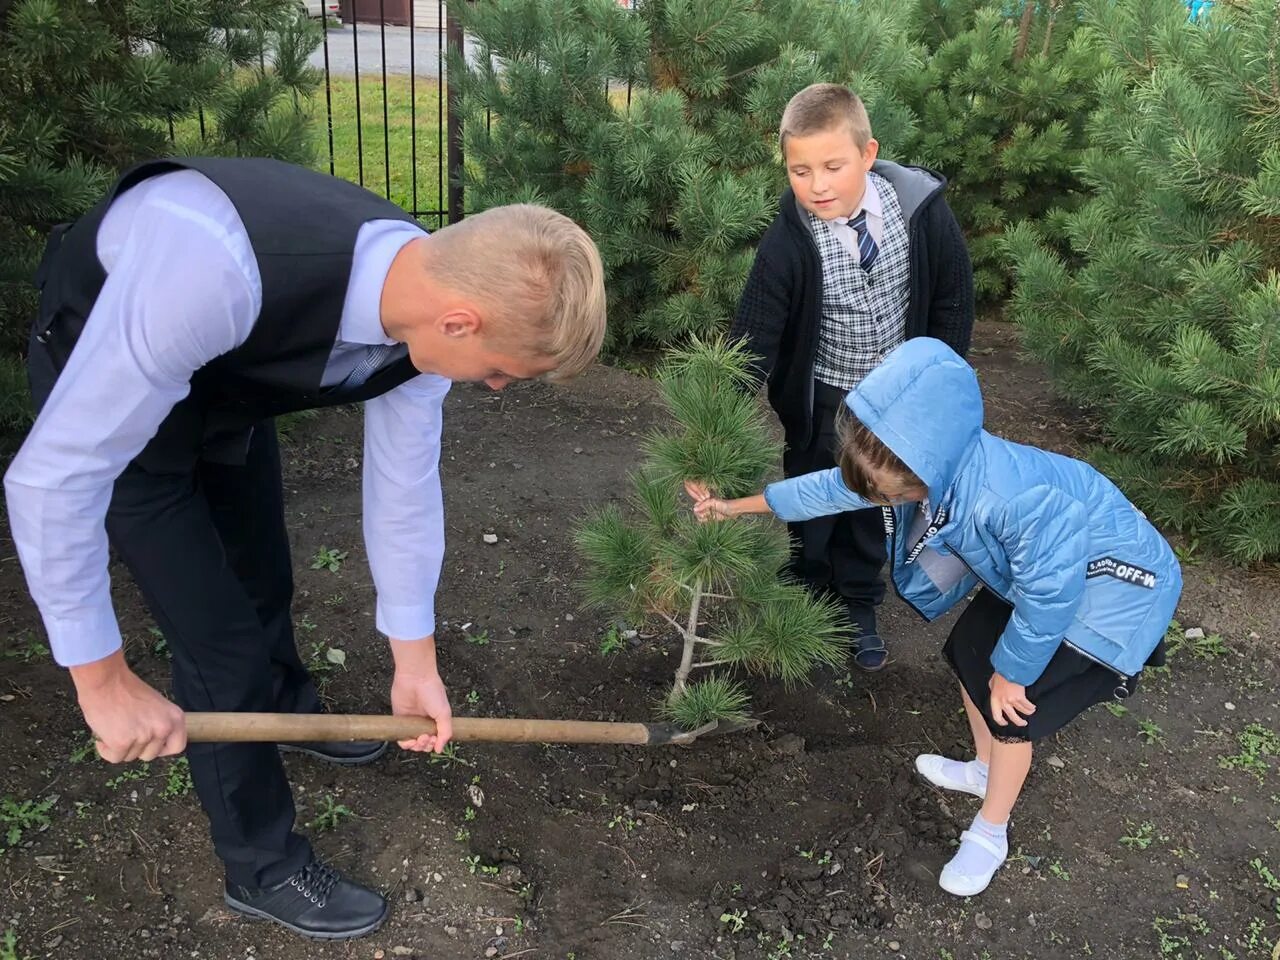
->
<box><xmin>845</xmin><ymin>338</ymin><xmax>983</xmax><ymax>507</ymax></box>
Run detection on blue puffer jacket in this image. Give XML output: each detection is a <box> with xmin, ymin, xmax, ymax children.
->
<box><xmin>764</xmin><ymin>338</ymin><xmax>1182</xmax><ymax>687</ymax></box>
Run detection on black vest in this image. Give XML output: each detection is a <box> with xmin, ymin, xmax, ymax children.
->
<box><xmin>32</xmin><ymin>157</ymin><xmax>423</xmax><ymax>468</ymax></box>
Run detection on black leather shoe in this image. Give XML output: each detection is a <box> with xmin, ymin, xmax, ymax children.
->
<box><xmin>279</xmin><ymin>739</ymin><xmax>388</xmax><ymax>765</ymax></box>
<box><xmin>224</xmin><ymin>859</ymin><xmax>389</xmax><ymax>940</ymax></box>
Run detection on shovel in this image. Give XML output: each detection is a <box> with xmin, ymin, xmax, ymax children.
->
<box><xmin>185</xmin><ymin>712</ymin><xmax>758</xmax><ymax>747</ymax></box>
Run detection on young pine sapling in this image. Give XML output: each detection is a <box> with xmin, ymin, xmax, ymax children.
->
<box><xmin>576</xmin><ymin>338</ymin><xmax>848</xmax><ymax>727</ymax></box>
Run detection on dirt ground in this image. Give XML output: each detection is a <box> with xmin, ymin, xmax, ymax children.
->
<box><xmin>2</xmin><ymin>319</ymin><xmax>1278</xmax><ymax>960</ymax></box>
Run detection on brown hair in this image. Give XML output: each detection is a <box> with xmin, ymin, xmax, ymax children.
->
<box><xmin>779</xmin><ymin>83</ymin><xmax>873</xmax><ymax>155</ymax></box>
<box><xmin>837</xmin><ymin>412</ymin><xmax>925</xmax><ymax>503</ymax></box>
<box><xmin>424</xmin><ymin>204</ymin><xmax>607</xmax><ymax>381</ymax></box>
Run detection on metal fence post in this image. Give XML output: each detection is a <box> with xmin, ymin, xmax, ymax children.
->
<box><xmin>446</xmin><ymin>1</ymin><xmax>466</xmax><ymax>223</ymax></box>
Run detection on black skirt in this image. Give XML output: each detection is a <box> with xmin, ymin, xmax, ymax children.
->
<box><xmin>942</xmin><ymin>588</ymin><xmax>1164</xmax><ymax>742</ymax></box>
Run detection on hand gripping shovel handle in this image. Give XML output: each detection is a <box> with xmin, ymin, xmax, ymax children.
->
<box><xmin>183</xmin><ymin>712</ymin><xmax>749</xmax><ymax>747</ymax></box>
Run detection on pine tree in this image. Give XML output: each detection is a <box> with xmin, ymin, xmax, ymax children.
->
<box><xmin>901</xmin><ymin>0</ymin><xmax>1103</xmax><ymax>300</ymax></box>
<box><xmin>1004</xmin><ymin>0</ymin><xmax>1280</xmax><ymax>563</ymax></box>
<box><xmin>0</xmin><ymin>0</ymin><xmax>322</xmax><ymax>397</ymax></box>
<box><xmin>456</xmin><ymin>0</ymin><xmax>921</xmax><ymax>352</ymax></box>
<box><xmin>576</xmin><ymin>338</ymin><xmax>848</xmax><ymax>727</ymax></box>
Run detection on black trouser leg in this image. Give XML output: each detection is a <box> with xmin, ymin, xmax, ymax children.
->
<box><xmin>199</xmin><ymin>424</ymin><xmax>319</xmax><ymax>717</ymax></box>
<box><xmin>104</xmin><ymin>426</ymin><xmax>313</xmax><ymax>890</ymax></box>
<box><xmin>782</xmin><ymin>381</ymin><xmax>887</xmax><ymax>612</ymax></box>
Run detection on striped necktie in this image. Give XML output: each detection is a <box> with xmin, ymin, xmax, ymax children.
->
<box><xmin>842</xmin><ymin>210</ymin><xmax>879</xmax><ymax>272</ymax></box>
<box><xmin>342</xmin><ymin>343</ymin><xmax>399</xmax><ymax>389</ymax></box>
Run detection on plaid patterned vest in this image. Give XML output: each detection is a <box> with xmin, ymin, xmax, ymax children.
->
<box><xmin>810</xmin><ymin>171</ymin><xmax>911</xmax><ymax>390</ymax></box>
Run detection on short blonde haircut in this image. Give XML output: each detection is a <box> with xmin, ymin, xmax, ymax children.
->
<box><xmin>779</xmin><ymin>83</ymin><xmax>873</xmax><ymax>155</ymax></box>
<box><xmin>426</xmin><ymin>204</ymin><xmax>607</xmax><ymax>381</ymax></box>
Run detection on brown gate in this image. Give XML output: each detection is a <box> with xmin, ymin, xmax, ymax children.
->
<box><xmin>339</xmin><ymin>0</ymin><xmax>411</xmax><ymax>26</ymax></box>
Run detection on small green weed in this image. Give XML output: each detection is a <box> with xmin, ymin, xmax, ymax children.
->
<box><xmin>1138</xmin><ymin>718</ymin><xmax>1165</xmax><ymax>746</ymax></box>
<box><xmin>1</xmin><ymin>927</ymin><xmax>32</xmax><ymax>960</ymax></box>
<box><xmin>69</xmin><ymin>733</ymin><xmax>97</xmax><ymax>764</ymax></box>
<box><xmin>1119</xmin><ymin>821</ymin><xmax>1157</xmax><ymax>850</ymax></box>
<box><xmin>428</xmin><ymin>743</ymin><xmax>471</xmax><ymax>768</ymax></box>
<box><xmin>105</xmin><ymin>762</ymin><xmax>151</xmax><ymax>790</ymax></box>
<box><xmin>308</xmin><ymin>794</ymin><xmax>354</xmax><ymax>832</ymax></box>
<box><xmin>0</xmin><ymin>796</ymin><xmax>55</xmax><ymax>850</ymax></box>
<box><xmin>465</xmin><ymin>629</ymin><xmax>490</xmax><ymax>646</ymax></box>
<box><xmin>461</xmin><ymin>854</ymin><xmax>499</xmax><ymax>876</ymax></box>
<box><xmin>310</xmin><ymin>546</ymin><xmax>348</xmax><ymax>573</ymax></box>
<box><xmin>1</xmin><ymin>632</ymin><xmax>48</xmax><ymax>663</ymax></box>
<box><xmin>1164</xmin><ymin>620</ymin><xmax>1228</xmax><ymax>661</ymax></box>
<box><xmin>1152</xmin><ymin>917</ymin><xmax>1190</xmax><ymax>957</ymax></box>
<box><xmin>304</xmin><ymin>641</ymin><xmax>346</xmax><ymax>690</ymax></box>
<box><xmin>162</xmin><ymin>758</ymin><xmax>193</xmax><ymax>799</ymax></box>
<box><xmin>1220</xmin><ymin>724</ymin><xmax>1280</xmax><ymax>781</ymax></box>
<box><xmin>148</xmin><ymin>626</ymin><xmax>168</xmax><ymax>657</ymax></box>
<box><xmin>1251</xmin><ymin>858</ymin><xmax>1280</xmax><ymax>895</ymax></box>
<box><xmin>608</xmin><ymin>813</ymin><xmax>638</xmax><ymax>834</ymax></box>
<box><xmin>1245</xmin><ymin>917</ymin><xmax>1266</xmax><ymax>950</ymax></box>
<box><xmin>598</xmin><ymin>625</ymin><xmax>624</xmax><ymax>656</ymax></box>
<box><xmin>719</xmin><ymin>908</ymin><xmax>748</xmax><ymax>934</ymax></box>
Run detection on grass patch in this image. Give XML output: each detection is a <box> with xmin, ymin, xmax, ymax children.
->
<box><xmin>173</xmin><ymin>73</ymin><xmax>447</xmax><ymax>225</ymax></box>
<box><xmin>318</xmin><ymin>74</ymin><xmax>447</xmax><ymax>224</ymax></box>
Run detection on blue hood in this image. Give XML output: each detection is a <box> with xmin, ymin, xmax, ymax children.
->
<box><xmin>845</xmin><ymin>338</ymin><xmax>983</xmax><ymax>507</ymax></box>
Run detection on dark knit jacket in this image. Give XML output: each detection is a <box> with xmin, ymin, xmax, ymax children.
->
<box><xmin>730</xmin><ymin>160</ymin><xmax>975</xmax><ymax>448</ymax></box>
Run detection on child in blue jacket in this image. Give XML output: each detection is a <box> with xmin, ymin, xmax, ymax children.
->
<box><xmin>686</xmin><ymin>337</ymin><xmax>1181</xmax><ymax>897</ymax></box>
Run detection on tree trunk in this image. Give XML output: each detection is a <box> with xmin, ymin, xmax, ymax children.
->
<box><xmin>1014</xmin><ymin>2</ymin><xmax>1035</xmax><ymax>62</ymax></box>
<box><xmin>670</xmin><ymin>579</ymin><xmax>703</xmax><ymax>699</ymax></box>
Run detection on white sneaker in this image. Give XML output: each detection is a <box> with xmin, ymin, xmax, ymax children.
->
<box><xmin>939</xmin><ymin>828</ymin><xmax>1007</xmax><ymax>896</ymax></box>
<box><xmin>914</xmin><ymin>754</ymin><xmax>988</xmax><ymax>799</ymax></box>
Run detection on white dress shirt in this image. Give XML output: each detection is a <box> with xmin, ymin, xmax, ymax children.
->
<box><xmin>831</xmin><ymin>174</ymin><xmax>885</xmax><ymax>257</ymax></box>
<box><xmin>4</xmin><ymin>170</ymin><xmax>449</xmax><ymax>667</ymax></box>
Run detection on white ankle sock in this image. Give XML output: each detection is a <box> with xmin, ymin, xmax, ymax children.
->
<box><xmin>950</xmin><ymin>812</ymin><xmax>1008</xmax><ymax>877</ymax></box>
<box><xmin>942</xmin><ymin>757</ymin><xmax>988</xmax><ymax>788</ymax></box>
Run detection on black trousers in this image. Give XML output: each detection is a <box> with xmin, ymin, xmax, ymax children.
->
<box><xmin>782</xmin><ymin>380</ymin><xmax>887</xmax><ymax>613</ymax></box>
<box><xmin>29</xmin><ymin>339</ymin><xmax>317</xmax><ymax>889</ymax></box>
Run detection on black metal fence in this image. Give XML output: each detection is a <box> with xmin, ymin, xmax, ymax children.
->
<box><xmin>312</xmin><ymin>2</ymin><xmax>465</xmax><ymax>228</ymax></box>
<box><xmin>309</xmin><ymin>0</ymin><xmax>636</xmax><ymax>228</ymax></box>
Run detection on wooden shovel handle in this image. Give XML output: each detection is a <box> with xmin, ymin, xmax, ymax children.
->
<box><xmin>185</xmin><ymin>712</ymin><xmax>653</xmax><ymax>745</ymax></box>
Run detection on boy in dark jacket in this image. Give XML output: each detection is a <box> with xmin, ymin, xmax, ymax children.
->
<box><xmin>731</xmin><ymin>83</ymin><xmax>975</xmax><ymax>670</ymax></box>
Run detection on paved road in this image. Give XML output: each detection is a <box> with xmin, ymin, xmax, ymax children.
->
<box><xmin>310</xmin><ymin>23</ymin><xmax>476</xmax><ymax>78</ymax></box>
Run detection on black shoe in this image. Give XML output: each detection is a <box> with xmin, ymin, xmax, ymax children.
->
<box><xmin>279</xmin><ymin>739</ymin><xmax>387</xmax><ymax>765</ymax></box>
<box><xmin>224</xmin><ymin>859</ymin><xmax>389</xmax><ymax>940</ymax></box>
<box><xmin>848</xmin><ymin>605</ymin><xmax>887</xmax><ymax>672</ymax></box>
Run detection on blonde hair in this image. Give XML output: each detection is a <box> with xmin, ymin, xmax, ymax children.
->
<box><xmin>779</xmin><ymin>83</ymin><xmax>873</xmax><ymax>155</ymax></box>
<box><xmin>837</xmin><ymin>412</ymin><xmax>924</xmax><ymax>504</ymax></box>
<box><xmin>425</xmin><ymin>204</ymin><xmax>607</xmax><ymax>381</ymax></box>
